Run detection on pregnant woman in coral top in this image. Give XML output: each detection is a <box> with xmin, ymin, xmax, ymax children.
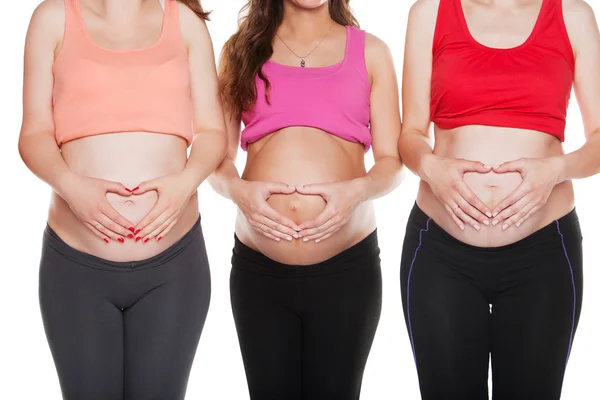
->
<box><xmin>399</xmin><ymin>0</ymin><xmax>600</xmax><ymax>398</ymax></box>
<box><xmin>18</xmin><ymin>0</ymin><xmax>226</xmax><ymax>398</ymax></box>
<box><xmin>210</xmin><ymin>0</ymin><xmax>403</xmax><ymax>397</ymax></box>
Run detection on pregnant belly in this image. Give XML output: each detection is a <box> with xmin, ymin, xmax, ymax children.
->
<box><xmin>48</xmin><ymin>132</ymin><xmax>199</xmax><ymax>262</ymax></box>
<box><xmin>237</xmin><ymin>128</ymin><xmax>375</xmax><ymax>265</ymax></box>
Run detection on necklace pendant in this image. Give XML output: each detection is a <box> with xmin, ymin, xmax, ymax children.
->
<box><xmin>300</xmin><ymin>58</ymin><xmax>306</xmax><ymax>68</ymax></box>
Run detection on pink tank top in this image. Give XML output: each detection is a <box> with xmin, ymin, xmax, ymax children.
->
<box><xmin>241</xmin><ymin>26</ymin><xmax>371</xmax><ymax>151</ymax></box>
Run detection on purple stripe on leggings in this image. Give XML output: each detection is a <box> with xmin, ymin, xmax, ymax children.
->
<box><xmin>555</xmin><ymin>220</ymin><xmax>577</xmax><ymax>370</ymax></box>
<box><xmin>406</xmin><ymin>218</ymin><xmax>432</xmax><ymax>364</ymax></box>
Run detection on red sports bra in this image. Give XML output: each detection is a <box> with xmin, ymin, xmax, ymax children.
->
<box><xmin>430</xmin><ymin>0</ymin><xmax>574</xmax><ymax>141</ymax></box>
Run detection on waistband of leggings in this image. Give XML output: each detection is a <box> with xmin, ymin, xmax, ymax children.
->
<box><xmin>409</xmin><ymin>203</ymin><xmax>578</xmax><ymax>253</ymax></box>
<box><xmin>232</xmin><ymin>230</ymin><xmax>380</xmax><ymax>277</ymax></box>
<box><xmin>43</xmin><ymin>217</ymin><xmax>202</xmax><ymax>271</ymax></box>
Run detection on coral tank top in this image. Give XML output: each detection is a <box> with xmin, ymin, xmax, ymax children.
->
<box><xmin>430</xmin><ymin>0</ymin><xmax>574</xmax><ymax>141</ymax></box>
<box><xmin>241</xmin><ymin>26</ymin><xmax>372</xmax><ymax>151</ymax></box>
<box><xmin>52</xmin><ymin>0</ymin><xmax>193</xmax><ymax>146</ymax></box>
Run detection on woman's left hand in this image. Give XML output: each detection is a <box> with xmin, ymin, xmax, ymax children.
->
<box><xmin>491</xmin><ymin>157</ymin><xmax>563</xmax><ymax>229</ymax></box>
<box><xmin>295</xmin><ymin>179</ymin><xmax>366</xmax><ymax>243</ymax></box>
<box><xmin>132</xmin><ymin>172</ymin><xmax>197</xmax><ymax>243</ymax></box>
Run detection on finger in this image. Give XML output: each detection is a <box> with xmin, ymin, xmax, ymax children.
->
<box><xmin>449</xmin><ymin>199</ymin><xmax>480</xmax><ymax>230</ymax></box>
<box><xmin>266</xmin><ymin>182</ymin><xmax>296</xmax><ymax>195</ymax></box>
<box><xmin>135</xmin><ymin>203</ymin><xmax>168</xmax><ymax>234</ymax></box>
<box><xmin>493</xmin><ymin>159</ymin><xmax>525</xmax><ymax>174</ymax></box>
<box><xmin>145</xmin><ymin>215</ymin><xmax>178</xmax><ymax>242</ymax></box>
<box><xmin>102</xmin><ymin>203</ymin><xmax>134</xmax><ymax>231</ymax></box>
<box><xmin>84</xmin><ymin>222</ymin><xmax>111</xmax><ymax>243</ymax></box>
<box><xmin>460</xmin><ymin>161</ymin><xmax>493</xmax><ymax>174</ymax></box>
<box><xmin>252</xmin><ymin>225</ymin><xmax>280</xmax><ymax>242</ymax></box>
<box><xmin>295</xmin><ymin>184</ymin><xmax>327</xmax><ymax>197</ymax></box>
<box><xmin>104</xmin><ymin>180</ymin><xmax>133</xmax><ymax>197</ymax></box>
<box><xmin>298</xmin><ymin>216</ymin><xmax>339</xmax><ymax>238</ymax></box>
<box><xmin>315</xmin><ymin>227</ymin><xmax>342</xmax><ymax>243</ymax></box>
<box><xmin>455</xmin><ymin>196</ymin><xmax>488</xmax><ymax>228</ymax></box>
<box><xmin>456</xmin><ymin>182</ymin><xmax>492</xmax><ymax>218</ymax></box>
<box><xmin>297</xmin><ymin>206</ymin><xmax>336</xmax><ymax>230</ymax></box>
<box><xmin>259</xmin><ymin>205</ymin><xmax>300</xmax><ymax>231</ymax></box>
<box><xmin>444</xmin><ymin>203</ymin><xmax>465</xmax><ymax>230</ymax></box>
<box><xmin>91</xmin><ymin>221</ymin><xmax>124</xmax><ymax>242</ymax></box>
<box><xmin>155</xmin><ymin>218</ymin><xmax>179</xmax><ymax>241</ymax></box>
<box><xmin>304</xmin><ymin>223</ymin><xmax>340</xmax><ymax>242</ymax></box>
<box><xmin>492</xmin><ymin>196</ymin><xmax>531</xmax><ymax>227</ymax></box>
<box><xmin>491</xmin><ymin>184</ymin><xmax>530</xmax><ymax>217</ymax></box>
<box><xmin>254</xmin><ymin>216</ymin><xmax>296</xmax><ymax>240</ymax></box>
<box><xmin>137</xmin><ymin>210</ymin><xmax>172</xmax><ymax>242</ymax></box>
<box><xmin>497</xmin><ymin>198</ymin><xmax>537</xmax><ymax>230</ymax></box>
<box><xmin>99</xmin><ymin>214</ymin><xmax>133</xmax><ymax>239</ymax></box>
<box><xmin>515</xmin><ymin>204</ymin><xmax>542</xmax><ymax>228</ymax></box>
<box><xmin>133</xmin><ymin>179</ymin><xmax>159</xmax><ymax>195</ymax></box>
<box><xmin>250</xmin><ymin>219</ymin><xmax>289</xmax><ymax>241</ymax></box>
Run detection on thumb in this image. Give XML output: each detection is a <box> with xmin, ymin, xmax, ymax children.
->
<box><xmin>493</xmin><ymin>160</ymin><xmax>524</xmax><ymax>174</ymax></box>
<box><xmin>459</xmin><ymin>160</ymin><xmax>492</xmax><ymax>174</ymax></box>
<box><xmin>104</xmin><ymin>181</ymin><xmax>132</xmax><ymax>196</ymax></box>
<box><xmin>133</xmin><ymin>179</ymin><xmax>160</xmax><ymax>195</ymax></box>
<box><xmin>266</xmin><ymin>182</ymin><xmax>296</xmax><ymax>195</ymax></box>
<box><xmin>295</xmin><ymin>184</ymin><xmax>326</xmax><ymax>196</ymax></box>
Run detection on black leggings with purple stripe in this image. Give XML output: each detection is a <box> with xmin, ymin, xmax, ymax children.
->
<box><xmin>400</xmin><ymin>204</ymin><xmax>583</xmax><ymax>400</ymax></box>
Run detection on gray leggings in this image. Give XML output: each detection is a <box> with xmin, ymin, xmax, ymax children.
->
<box><xmin>39</xmin><ymin>218</ymin><xmax>211</xmax><ymax>400</ymax></box>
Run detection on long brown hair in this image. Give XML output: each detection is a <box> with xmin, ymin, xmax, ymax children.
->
<box><xmin>219</xmin><ymin>0</ymin><xmax>358</xmax><ymax>118</ymax></box>
<box><xmin>177</xmin><ymin>0</ymin><xmax>210</xmax><ymax>20</ymax></box>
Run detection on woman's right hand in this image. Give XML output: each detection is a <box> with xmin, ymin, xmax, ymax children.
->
<box><xmin>60</xmin><ymin>173</ymin><xmax>135</xmax><ymax>243</ymax></box>
<box><xmin>232</xmin><ymin>180</ymin><xmax>300</xmax><ymax>242</ymax></box>
<box><xmin>421</xmin><ymin>155</ymin><xmax>492</xmax><ymax>230</ymax></box>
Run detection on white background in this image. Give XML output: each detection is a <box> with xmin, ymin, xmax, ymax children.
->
<box><xmin>1</xmin><ymin>0</ymin><xmax>599</xmax><ymax>398</ymax></box>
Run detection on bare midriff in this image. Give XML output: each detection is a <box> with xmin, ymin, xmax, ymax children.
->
<box><xmin>48</xmin><ymin>132</ymin><xmax>199</xmax><ymax>262</ymax></box>
<box><xmin>237</xmin><ymin>127</ymin><xmax>376</xmax><ymax>265</ymax></box>
<box><xmin>417</xmin><ymin>125</ymin><xmax>574</xmax><ymax>247</ymax></box>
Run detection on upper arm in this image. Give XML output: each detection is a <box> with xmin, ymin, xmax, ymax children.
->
<box><xmin>564</xmin><ymin>0</ymin><xmax>600</xmax><ymax>139</ymax></box>
<box><xmin>178</xmin><ymin>4</ymin><xmax>227</xmax><ymax>138</ymax></box>
<box><xmin>20</xmin><ymin>0</ymin><xmax>64</xmax><ymax>141</ymax></box>
<box><xmin>401</xmin><ymin>0</ymin><xmax>439</xmax><ymax>138</ymax></box>
<box><xmin>365</xmin><ymin>33</ymin><xmax>402</xmax><ymax>160</ymax></box>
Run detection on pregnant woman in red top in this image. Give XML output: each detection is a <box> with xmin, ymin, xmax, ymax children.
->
<box><xmin>399</xmin><ymin>0</ymin><xmax>599</xmax><ymax>398</ymax></box>
<box><xmin>18</xmin><ymin>0</ymin><xmax>226</xmax><ymax>398</ymax></box>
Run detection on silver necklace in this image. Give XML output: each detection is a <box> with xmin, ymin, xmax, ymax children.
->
<box><xmin>276</xmin><ymin>24</ymin><xmax>334</xmax><ymax>68</ymax></box>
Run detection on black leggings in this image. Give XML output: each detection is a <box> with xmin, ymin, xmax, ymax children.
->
<box><xmin>401</xmin><ymin>204</ymin><xmax>583</xmax><ymax>400</ymax></box>
<box><xmin>39</xmin><ymin>218</ymin><xmax>211</xmax><ymax>400</ymax></box>
<box><xmin>230</xmin><ymin>231</ymin><xmax>382</xmax><ymax>400</ymax></box>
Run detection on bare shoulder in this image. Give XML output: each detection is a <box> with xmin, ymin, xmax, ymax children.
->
<box><xmin>408</xmin><ymin>0</ymin><xmax>440</xmax><ymax>26</ymax></box>
<box><xmin>176</xmin><ymin>1</ymin><xmax>211</xmax><ymax>48</ymax></box>
<box><xmin>28</xmin><ymin>0</ymin><xmax>64</xmax><ymax>37</ymax></box>
<box><xmin>562</xmin><ymin>0</ymin><xmax>599</xmax><ymax>55</ymax></box>
<box><xmin>365</xmin><ymin>32</ymin><xmax>392</xmax><ymax>59</ymax></box>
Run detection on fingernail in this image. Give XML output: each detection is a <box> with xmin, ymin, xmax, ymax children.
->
<box><xmin>515</xmin><ymin>222</ymin><xmax>521</xmax><ymax>227</ymax></box>
<box><xmin>125</xmin><ymin>188</ymin><xmax>132</xmax><ymax>193</ymax></box>
<box><xmin>502</xmin><ymin>224</ymin><xmax>509</xmax><ymax>230</ymax></box>
<box><xmin>492</xmin><ymin>220</ymin><xmax>499</xmax><ymax>226</ymax></box>
<box><xmin>288</xmin><ymin>185</ymin><xmax>295</xmax><ymax>189</ymax></box>
<box><xmin>134</xmin><ymin>229</ymin><xmax>140</xmax><ymax>235</ymax></box>
<box><xmin>104</xmin><ymin>238</ymin><xmax>110</xmax><ymax>243</ymax></box>
<box><xmin>293</xmin><ymin>234</ymin><xmax>299</xmax><ymax>239</ymax></box>
<box><xmin>275</xmin><ymin>238</ymin><xmax>281</xmax><ymax>242</ymax></box>
<box><xmin>136</xmin><ymin>237</ymin><xmax>141</xmax><ymax>242</ymax></box>
<box><xmin>483</xmin><ymin>220</ymin><xmax>490</xmax><ymax>226</ymax></box>
<box><xmin>473</xmin><ymin>224</ymin><xmax>480</xmax><ymax>231</ymax></box>
<box><xmin>118</xmin><ymin>237</ymin><xmax>124</xmax><ymax>243</ymax></box>
<box><xmin>303</xmin><ymin>238</ymin><xmax>309</xmax><ymax>242</ymax></box>
<box><xmin>286</xmin><ymin>236</ymin><xmax>292</xmax><ymax>241</ymax></box>
<box><xmin>131</xmin><ymin>186</ymin><xmax>139</xmax><ymax>192</ymax></box>
<box><xmin>127</xmin><ymin>234</ymin><xmax>134</xmax><ymax>239</ymax></box>
<box><xmin>296</xmin><ymin>185</ymin><xmax>304</xmax><ymax>189</ymax></box>
<box><xmin>316</xmin><ymin>239</ymin><xmax>321</xmax><ymax>243</ymax></box>
<box><xmin>157</xmin><ymin>236</ymin><xmax>162</xmax><ymax>242</ymax></box>
<box><xmin>485</xmin><ymin>212</ymin><xmax>492</xmax><ymax>218</ymax></box>
<box><xmin>459</xmin><ymin>225</ymin><xmax>465</xmax><ymax>230</ymax></box>
<box><xmin>143</xmin><ymin>238</ymin><xmax>149</xmax><ymax>243</ymax></box>
<box><xmin>484</xmin><ymin>164</ymin><xmax>492</xmax><ymax>169</ymax></box>
<box><xmin>492</xmin><ymin>212</ymin><xmax>498</xmax><ymax>217</ymax></box>
<box><xmin>129</xmin><ymin>227</ymin><xmax>135</xmax><ymax>232</ymax></box>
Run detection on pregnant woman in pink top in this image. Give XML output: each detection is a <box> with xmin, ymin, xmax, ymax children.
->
<box><xmin>18</xmin><ymin>0</ymin><xmax>226</xmax><ymax>398</ymax></box>
<box><xmin>209</xmin><ymin>0</ymin><xmax>403</xmax><ymax>398</ymax></box>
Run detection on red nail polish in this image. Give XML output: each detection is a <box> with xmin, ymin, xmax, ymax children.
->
<box><xmin>125</xmin><ymin>188</ymin><xmax>132</xmax><ymax>193</ymax></box>
<box><xmin>135</xmin><ymin>237</ymin><xmax>141</xmax><ymax>242</ymax></box>
<box><xmin>143</xmin><ymin>238</ymin><xmax>149</xmax><ymax>243</ymax></box>
<box><xmin>157</xmin><ymin>236</ymin><xmax>162</xmax><ymax>242</ymax></box>
<box><xmin>129</xmin><ymin>227</ymin><xmax>135</xmax><ymax>232</ymax></box>
<box><xmin>131</xmin><ymin>186</ymin><xmax>139</xmax><ymax>192</ymax></box>
<box><xmin>104</xmin><ymin>238</ymin><xmax>110</xmax><ymax>243</ymax></box>
<box><xmin>118</xmin><ymin>237</ymin><xmax>124</xmax><ymax>243</ymax></box>
<box><xmin>127</xmin><ymin>234</ymin><xmax>134</xmax><ymax>239</ymax></box>
<box><xmin>134</xmin><ymin>229</ymin><xmax>140</xmax><ymax>235</ymax></box>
